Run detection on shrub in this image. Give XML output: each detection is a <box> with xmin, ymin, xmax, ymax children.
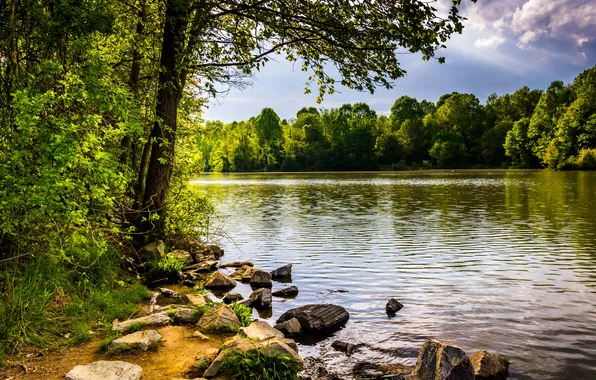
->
<box><xmin>231</xmin><ymin>303</ymin><xmax>253</xmax><ymax>327</ymax></box>
<box><xmin>219</xmin><ymin>350</ymin><xmax>301</xmax><ymax>380</ymax></box>
<box><xmin>573</xmin><ymin>149</ymin><xmax>596</xmax><ymax>170</ymax></box>
<box><xmin>147</xmin><ymin>255</ymin><xmax>186</xmax><ymax>282</ymax></box>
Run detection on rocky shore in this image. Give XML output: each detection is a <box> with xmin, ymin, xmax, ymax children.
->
<box><xmin>62</xmin><ymin>241</ymin><xmax>510</xmax><ymax>380</ymax></box>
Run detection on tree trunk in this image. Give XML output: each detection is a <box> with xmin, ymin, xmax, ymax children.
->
<box><xmin>141</xmin><ymin>0</ymin><xmax>189</xmax><ymax>237</ymax></box>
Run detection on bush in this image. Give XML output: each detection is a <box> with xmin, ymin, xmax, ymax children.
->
<box><xmin>219</xmin><ymin>350</ymin><xmax>301</xmax><ymax>380</ymax></box>
<box><xmin>231</xmin><ymin>303</ymin><xmax>253</xmax><ymax>327</ymax></box>
<box><xmin>573</xmin><ymin>149</ymin><xmax>596</xmax><ymax>170</ymax></box>
<box><xmin>147</xmin><ymin>255</ymin><xmax>186</xmax><ymax>282</ymax></box>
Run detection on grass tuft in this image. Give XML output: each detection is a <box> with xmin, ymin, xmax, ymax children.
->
<box><xmin>219</xmin><ymin>350</ymin><xmax>300</xmax><ymax>380</ymax></box>
<box><xmin>231</xmin><ymin>303</ymin><xmax>252</xmax><ymax>327</ymax></box>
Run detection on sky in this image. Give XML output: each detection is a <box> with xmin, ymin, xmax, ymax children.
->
<box><xmin>203</xmin><ymin>0</ymin><xmax>596</xmax><ymax>123</ymax></box>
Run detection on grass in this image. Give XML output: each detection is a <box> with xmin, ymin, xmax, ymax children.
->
<box><xmin>186</xmin><ymin>357</ymin><xmax>211</xmax><ymax>378</ymax></box>
<box><xmin>147</xmin><ymin>255</ymin><xmax>186</xmax><ymax>282</ymax></box>
<box><xmin>231</xmin><ymin>303</ymin><xmax>252</xmax><ymax>327</ymax></box>
<box><xmin>219</xmin><ymin>350</ymin><xmax>301</xmax><ymax>380</ymax></box>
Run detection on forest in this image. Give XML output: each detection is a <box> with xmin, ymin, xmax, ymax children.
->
<box><xmin>200</xmin><ymin>66</ymin><xmax>596</xmax><ymax>172</ymax></box>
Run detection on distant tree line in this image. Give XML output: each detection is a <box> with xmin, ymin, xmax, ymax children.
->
<box><xmin>199</xmin><ymin>65</ymin><xmax>596</xmax><ymax>171</ymax></box>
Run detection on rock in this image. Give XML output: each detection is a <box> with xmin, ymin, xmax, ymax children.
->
<box><xmin>196</xmin><ymin>303</ymin><xmax>241</xmax><ymax>333</ymax></box>
<box><xmin>186</xmin><ymin>293</ymin><xmax>209</xmax><ymax>307</ymax></box>
<box><xmin>168</xmin><ymin>249</ymin><xmax>194</xmax><ymax>265</ymax></box>
<box><xmin>249</xmin><ymin>288</ymin><xmax>272</xmax><ymax>309</ymax></box>
<box><xmin>272</xmin><ymin>285</ymin><xmax>299</xmax><ymax>297</ymax></box>
<box><xmin>109</xmin><ymin>330</ymin><xmax>162</xmax><ymax>351</ymax></box>
<box><xmin>223</xmin><ymin>292</ymin><xmax>243</xmax><ymax>304</ymax></box>
<box><xmin>204</xmin><ymin>271</ymin><xmax>237</xmax><ymax>290</ymax></box>
<box><xmin>153</xmin><ymin>304</ymin><xmax>191</xmax><ymax>314</ymax></box>
<box><xmin>239</xmin><ymin>321</ymin><xmax>284</xmax><ymax>341</ymax></box>
<box><xmin>331</xmin><ymin>340</ymin><xmax>356</xmax><ymax>356</ymax></box>
<box><xmin>249</xmin><ymin>269</ymin><xmax>272</xmax><ymax>288</ymax></box>
<box><xmin>206</xmin><ymin>244</ymin><xmax>224</xmax><ymax>259</ymax></box>
<box><xmin>237</xmin><ymin>298</ymin><xmax>253</xmax><ymax>308</ymax></box>
<box><xmin>183</xmin><ymin>279</ymin><xmax>196</xmax><ymax>287</ymax></box>
<box><xmin>65</xmin><ymin>361</ymin><xmax>142</xmax><ymax>380</ymax></box>
<box><xmin>173</xmin><ymin>307</ymin><xmax>197</xmax><ymax>324</ymax></box>
<box><xmin>186</xmin><ymin>260</ymin><xmax>218</xmax><ymax>273</ymax></box>
<box><xmin>230</xmin><ymin>265</ymin><xmax>258</xmax><ymax>281</ymax></box>
<box><xmin>112</xmin><ymin>313</ymin><xmax>171</xmax><ymax>332</ymax></box>
<box><xmin>277</xmin><ymin>304</ymin><xmax>349</xmax><ymax>333</ymax></box>
<box><xmin>275</xmin><ymin>317</ymin><xmax>303</xmax><ymax>337</ymax></box>
<box><xmin>136</xmin><ymin>240</ymin><xmax>165</xmax><ymax>264</ymax></box>
<box><xmin>470</xmin><ymin>350</ymin><xmax>509</xmax><ymax>380</ymax></box>
<box><xmin>386</xmin><ymin>298</ymin><xmax>404</xmax><ymax>315</ymax></box>
<box><xmin>159</xmin><ymin>287</ymin><xmax>177</xmax><ymax>297</ymax></box>
<box><xmin>194</xmin><ymin>249</ymin><xmax>216</xmax><ymax>263</ymax></box>
<box><xmin>411</xmin><ymin>339</ymin><xmax>474</xmax><ymax>380</ymax></box>
<box><xmin>271</xmin><ymin>264</ymin><xmax>292</xmax><ymax>279</ymax></box>
<box><xmin>220</xmin><ymin>260</ymin><xmax>253</xmax><ymax>268</ymax></box>
<box><xmin>192</xmin><ymin>331</ymin><xmax>210</xmax><ymax>341</ymax></box>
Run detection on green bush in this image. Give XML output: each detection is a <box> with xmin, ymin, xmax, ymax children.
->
<box><xmin>231</xmin><ymin>303</ymin><xmax>253</xmax><ymax>327</ymax></box>
<box><xmin>219</xmin><ymin>350</ymin><xmax>301</xmax><ymax>380</ymax></box>
<box><xmin>573</xmin><ymin>149</ymin><xmax>596</xmax><ymax>170</ymax></box>
<box><xmin>147</xmin><ymin>255</ymin><xmax>186</xmax><ymax>282</ymax></box>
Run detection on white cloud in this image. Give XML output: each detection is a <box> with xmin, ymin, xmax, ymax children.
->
<box><xmin>474</xmin><ymin>36</ymin><xmax>506</xmax><ymax>48</ymax></box>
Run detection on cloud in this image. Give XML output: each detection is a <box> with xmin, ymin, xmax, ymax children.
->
<box><xmin>474</xmin><ymin>36</ymin><xmax>506</xmax><ymax>48</ymax></box>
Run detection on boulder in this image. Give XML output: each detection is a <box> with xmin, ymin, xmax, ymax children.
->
<box><xmin>249</xmin><ymin>288</ymin><xmax>272</xmax><ymax>309</ymax></box>
<box><xmin>112</xmin><ymin>313</ymin><xmax>171</xmax><ymax>332</ymax></box>
<box><xmin>274</xmin><ymin>317</ymin><xmax>302</xmax><ymax>337</ymax></box>
<box><xmin>159</xmin><ymin>287</ymin><xmax>177</xmax><ymax>298</ymax></box>
<box><xmin>239</xmin><ymin>321</ymin><xmax>284</xmax><ymax>341</ymax></box>
<box><xmin>192</xmin><ymin>331</ymin><xmax>210</xmax><ymax>341</ymax></box>
<box><xmin>386</xmin><ymin>298</ymin><xmax>404</xmax><ymax>315</ymax></box>
<box><xmin>206</xmin><ymin>244</ymin><xmax>224</xmax><ymax>259</ymax></box>
<box><xmin>109</xmin><ymin>330</ymin><xmax>162</xmax><ymax>351</ymax></box>
<box><xmin>272</xmin><ymin>286</ymin><xmax>299</xmax><ymax>297</ymax></box>
<box><xmin>277</xmin><ymin>304</ymin><xmax>349</xmax><ymax>333</ymax></box>
<box><xmin>186</xmin><ymin>293</ymin><xmax>209</xmax><ymax>307</ymax></box>
<box><xmin>249</xmin><ymin>269</ymin><xmax>272</xmax><ymax>288</ymax></box>
<box><xmin>136</xmin><ymin>240</ymin><xmax>165</xmax><ymax>264</ymax></box>
<box><xmin>470</xmin><ymin>350</ymin><xmax>509</xmax><ymax>380</ymax></box>
<box><xmin>237</xmin><ymin>298</ymin><xmax>253</xmax><ymax>308</ymax></box>
<box><xmin>167</xmin><ymin>249</ymin><xmax>194</xmax><ymax>265</ymax></box>
<box><xmin>220</xmin><ymin>260</ymin><xmax>253</xmax><ymax>268</ymax></box>
<box><xmin>223</xmin><ymin>292</ymin><xmax>243</xmax><ymax>304</ymax></box>
<box><xmin>194</xmin><ymin>249</ymin><xmax>216</xmax><ymax>263</ymax></box>
<box><xmin>204</xmin><ymin>271</ymin><xmax>237</xmax><ymax>290</ymax></box>
<box><xmin>271</xmin><ymin>264</ymin><xmax>292</xmax><ymax>279</ymax></box>
<box><xmin>173</xmin><ymin>307</ymin><xmax>197</xmax><ymax>324</ymax></box>
<box><xmin>185</xmin><ymin>260</ymin><xmax>218</xmax><ymax>273</ymax></box>
<box><xmin>411</xmin><ymin>339</ymin><xmax>474</xmax><ymax>380</ymax></box>
<box><xmin>196</xmin><ymin>303</ymin><xmax>241</xmax><ymax>333</ymax></box>
<box><xmin>65</xmin><ymin>361</ymin><xmax>142</xmax><ymax>380</ymax></box>
<box><xmin>331</xmin><ymin>340</ymin><xmax>356</xmax><ymax>356</ymax></box>
<box><xmin>230</xmin><ymin>265</ymin><xmax>258</xmax><ymax>281</ymax></box>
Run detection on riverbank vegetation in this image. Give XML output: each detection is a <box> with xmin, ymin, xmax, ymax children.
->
<box><xmin>200</xmin><ymin>65</ymin><xmax>596</xmax><ymax>171</ymax></box>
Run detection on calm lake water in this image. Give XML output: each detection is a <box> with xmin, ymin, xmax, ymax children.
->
<box><xmin>190</xmin><ymin>171</ymin><xmax>596</xmax><ymax>380</ymax></box>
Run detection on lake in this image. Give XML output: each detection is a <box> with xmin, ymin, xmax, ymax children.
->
<box><xmin>190</xmin><ymin>170</ymin><xmax>596</xmax><ymax>380</ymax></box>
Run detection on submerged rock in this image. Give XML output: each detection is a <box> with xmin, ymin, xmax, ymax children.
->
<box><xmin>239</xmin><ymin>321</ymin><xmax>284</xmax><ymax>341</ymax></box>
<box><xmin>411</xmin><ymin>339</ymin><xmax>474</xmax><ymax>380</ymax></box>
<box><xmin>249</xmin><ymin>288</ymin><xmax>272</xmax><ymax>309</ymax></box>
<box><xmin>277</xmin><ymin>304</ymin><xmax>349</xmax><ymax>334</ymax></box>
<box><xmin>275</xmin><ymin>317</ymin><xmax>303</xmax><ymax>337</ymax></box>
<box><xmin>386</xmin><ymin>298</ymin><xmax>404</xmax><ymax>315</ymax></box>
<box><xmin>136</xmin><ymin>240</ymin><xmax>165</xmax><ymax>264</ymax></box>
<box><xmin>220</xmin><ymin>260</ymin><xmax>253</xmax><ymax>268</ymax></box>
<box><xmin>331</xmin><ymin>340</ymin><xmax>357</xmax><ymax>356</ymax></box>
<box><xmin>470</xmin><ymin>350</ymin><xmax>509</xmax><ymax>380</ymax></box>
<box><xmin>112</xmin><ymin>313</ymin><xmax>171</xmax><ymax>332</ymax></box>
<box><xmin>223</xmin><ymin>292</ymin><xmax>243</xmax><ymax>304</ymax></box>
<box><xmin>272</xmin><ymin>285</ymin><xmax>299</xmax><ymax>297</ymax></box>
<box><xmin>196</xmin><ymin>303</ymin><xmax>241</xmax><ymax>333</ymax></box>
<box><xmin>65</xmin><ymin>361</ymin><xmax>142</xmax><ymax>380</ymax></box>
<box><xmin>109</xmin><ymin>330</ymin><xmax>162</xmax><ymax>351</ymax></box>
<box><xmin>204</xmin><ymin>271</ymin><xmax>237</xmax><ymax>290</ymax></box>
<box><xmin>271</xmin><ymin>264</ymin><xmax>292</xmax><ymax>279</ymax></box>
<box><xmin>249</xmin><ymin>269</ymin><xmax>273</xmax><ymax>288</ymax></box>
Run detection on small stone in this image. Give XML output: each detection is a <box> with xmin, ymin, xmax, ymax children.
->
<box><xmin>220</xmin><ymin>260</ymin><xmax>253</xmax><ymax>268</ymax></box>
<box><xmin>192</xmin><ymin>331</ymin><xmax>210</xmax><ymax>341</ymax></box>
<box><xmin>196</xmin><ymin>303</ymin><xmax>241</xmax><ymax>333</ymax></box>
<box><xmin>270</xmin><ymin>264</ymin><xmax>292</xmax><ymax>279</ymax></box>
<box><xmin>64</xmin><ymin>333</ymin><xmax>71</xmax><ymax>339</ymax></box>
<box><xmin>112</xmin><ymin>313</ymin><xmax>171</xmax><ymax>332</ymax></box>
<box><xmin>159</xmin><ymin>288</ymin><xmax>177</xmax><ymax>298</ymax></box>
<box><xmin>331</xmin><ymin>340</ymin><xmax>356</xmax><ymax>356</ymax></box>
<box><xmin>239</xmin><ymin>321</ymin><xmax>284</xmax><ymax>341</ymax></box>
<box><xmin>411</xmin><ymin>339</ymin><xmax>474</xmax><ymax>380</ymax></box>
<box><xmin>272</xmin><ymin>286</ymin><xmax>299</xmax><ymax>297</ymax></box>
<box><xmin>183</xmin><ymin>280</ymin><xmax>196</xmax><ymax>287</ymax></box>
<box><xmin>223</xmin><ymin>292</ymin><xmax>243</xmax><ymax>304</ymax></box>
<box><xmin>249</xmin><ymin>269</ymin><xmax>272</xmax><ymax>288</ymax></box>
<box><xmin>109</xmin><ymin>330</ymin><xmax>162</xmax><ymax>351</ymax></box>
<box><xmin>186</xmin><ymin>293</ymin><xmax>209</xmax><ymax>307</ymax></box>
<box><xmin>275</xmin><ymin>317</ymin><xmax>303</xmax><ymax>337</ymax></box>
<box><xmin>470</xmin><ymin>350</ymin><xmax>509</xmax><ymax>380</ymax></box>
<box><xmin>386</xmin><ymin>298</ymin><xmax>403</xmax><ymax>315</ymax></box>
<box><xmin>204</xmin><ymin>271</ymin><xmax>237</xmax><ymax>290</ymax></box>
<box><xmin>65</xmin><ymin>361</ymin><xmax>142</xmax><ymax>380</ymax></box>
<box><xmin>249</xmin><ymin>288</ymin><xmax>272</xmax><ymax>309</ymax></box>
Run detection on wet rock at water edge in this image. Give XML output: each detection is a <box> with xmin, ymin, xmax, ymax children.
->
<box><xmin>470</xmin><ymin>350</ymin><xmax>509</xmax><ymax>380</ymax></box>
<box><xmin>277</xmin><ymin>304</ymin><xmax>349</xmax><ymax>334</ymax></box>
<box><xmin>237</xmin><ymin>298</ymin><xmax>253</xmax><ymax>308</ymax></box>
<box><xmin>249</xmin><ymin>288</ymin><xmax>272</xmax><ymax>309</ymax></box>
<box><xmin>239</xmin><ymin>320</ymin><xmax>284</xmax><ymax>341</ymax></box>
<box><xmin>136</xmin><ymin>240</ymin><xmax>165</xmax><ymax>265</ymax></box>
<box><xmin>109</xmin><ymin>330</ymin><xmax>162</xmax><ymax>352</ymax></box>
<box><xmin>196</xmin><ymin>303</ymin><xmax>241</xmax><ymax>333</ymax></box>
<box><xmin>167</xmin><ymin>249</ymin><xmax>194</xmax><ymax>266</ymax></box>
<box><xmin>65</xmin><ymin>361</ymin><xmax>142</xmax><ymax>380</ymax></box>
<box><xmin>249</xmin><ymin>269</ymin><xmax>273</xmax><ymax>288</ymax></box>
<box><xmin>185</xmin><ymin>260</ymin><xmax>218</xmax><ymax>273</ymax></box>
<box><xmin>222</xmin><ymin>292</ymin><xmax>243</xmax><ymax>304</ymax></box>
<box><xmin>410</xmin><ymin>339</ymin><xmax>474</xmax><ymax>380</ymax></box>
<box><xmin>204</xmin><ymin>271</ymin><xmax>237</xmax><ymax>290</ymax></box>
<box><xmin>230</xmin><ymin>265</ymin><xmax>258</xmax><ymax>281</ymax></box>
<box><xmin>112</xmin><ymin>313</ymin><xmax>171</xmax><ymax>332</ymax></box>
<box><xmin>159</xmin><ymin>287</ymin><xmax>177</xmax><ymax>298</ymax></box>
<box><xmin>275</xmin><ymin>317</ymin><xmax>303</xmax><ymax>337</ymax></box>
<box><xmin>272</xmin><ymin>285</ymin><xmax>299</xmax><ymax>297</ymax></box>
<box><xmin>206</xmin><ymin>244</ymin><xmax>224</xmax><ymax>259</ymax></box>
<box><xmin>331</xmin><ymin>340</ymin><xmax>357</xmax><ymax>356</ymax></box>
<box><xmin>220</xmin><ymin>260</ymin><xmax>253</xmax><ymax>268</ymax></box>
<box><xmin>271</xmin><ymin>264</ymin><xmax>292</xmax><ymax>280</ymax></box>
<box><xmin>386</xmin><ymin>298</ymin><xmax>404</xmax><ymax>316</ymax></box>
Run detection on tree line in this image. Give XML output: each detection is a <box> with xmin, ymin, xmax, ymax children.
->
<box><xmin>200</xmin><ymin>65</ymin><xmax>596</xmax><ymax>171</ymax></box>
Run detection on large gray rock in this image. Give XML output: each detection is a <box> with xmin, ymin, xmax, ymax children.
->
<box><xmin>275</xmin><ymin>317</ymin><xmax>302</xmax><ymax>337</ymax></box>
<box><xmin>410</xmin><ymin>339</ymin><xmax>474</xmax><ymax>380</ymax></box>
<box><xmin>196</xmin><ymin>303</ymin><xmax>241</xmax><ymax>333</ymax></box>
<box><xmin>239</xmin><ymin>321</ymin><xmax>284</xmax><ymax>341</ymax></box>
<box><xmin>65</xmin><ymin>361</ymin><xmax>142</xmax><ymax>380</ymax></box>
<box><xmin>204</xmin><ymin>271</ymin><xmax>237</xmax><ymax>290</ymax></box>
<box><xmin>112</xmin><ymin>313</ymin><xmax>171</xmax><ymax>332</ymax></box>
<box><xmin>276</xmin><ymin>304</ymin><xmax>349</xmax><ymax>333</ymax></box>
<box><xmin>136</xmin><ymin>240</ymin><xmax>165</xmax><ymax>264</ymax></box>
<box><xmin>470</xmin><ymin>350</ymin><xmax>509</xmax><ymax>380</ymax></box>
<box><xmin>109</xmin><ymin>330</ymin><xmax>162</xmax><ymax>351</ymax></box>
<box><xmin>272</xmin><ymin>286</ymin><xmax>299</xmax><ymax>297</ymax></box>
<box><xmin>249</xmin><ymin>288</ymin><xmax>272</xmax><ymax>309</ymax></box>
<box><xmin>249</xmin><ymin>269</ymin><xmax>272</xmax><ymax>288</ymax></box>
<box><xmin>271</xmin><ymin>264</ymin><xmax>292</xmax><ymax>279</ymax></box>
<box><xmin>220</xmin><ymin>260</ymin><xmax>253</xmax><ymax>268</ymax></box>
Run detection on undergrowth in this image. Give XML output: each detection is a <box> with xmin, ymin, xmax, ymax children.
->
<box><xmin>147</xmin><ymin>255</ymin><xmax>186</xmax><ymax>282</ymax></box>
<box><xmin>231</xmin><ymin>303</ymin><xmax>253</xmax><ymax>327</ymax></box>
<box><xmin>219</xmin><ymin>350</ymin><xmax>301</xmax><ymax>380</ymax></box>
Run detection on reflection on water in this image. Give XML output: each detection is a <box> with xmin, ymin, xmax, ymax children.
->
<box><xmin>190</xmin><ymin>171</ymin><xmax>596</xmax><ymax>380</ymax></box>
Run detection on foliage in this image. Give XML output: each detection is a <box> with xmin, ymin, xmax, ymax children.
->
<box><xmin>147</xmin><ymin>255</ymin><xmax>186</xmax><ymax>282</ymax></box>
<box><xmin>571</xmin><ymin>149</ymin><xmax>596</xmax><ymax>170</ymax></box>
<box><xmin>231</xmin><ymin>303</ymin><xmax>253</xmax><ymax>327</ymax></box>
<box><xmin>219</xmin><ymin>350</ymin><xmax>301</xmax><ymax>380</ymax></box>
